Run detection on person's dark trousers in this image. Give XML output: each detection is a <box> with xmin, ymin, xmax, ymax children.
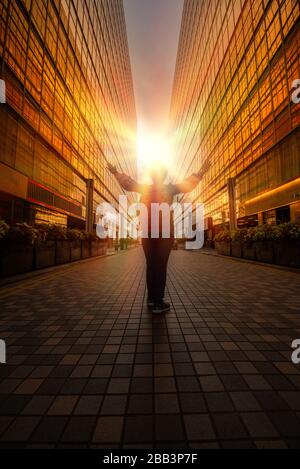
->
<box><xmin>142</xmin><ymin>238</ymin><xmax>173</xmax><ymax>304</ymax></box>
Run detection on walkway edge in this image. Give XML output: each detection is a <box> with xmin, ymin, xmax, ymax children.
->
<box><xmin>196</xmin><ymin>249</ymin><xmax>300</xmax><ymax>274</ymax></box>
<box><xmin>0</xmin><ymin>248</ymin><xmax>138</xmax><ymax>288</ymax></box>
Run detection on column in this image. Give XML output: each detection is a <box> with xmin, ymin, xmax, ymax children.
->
<box><xmin>86</xmin><ymin>179</ymin><xmax>94</xmax><ymax>234</ymax></box>
<box><xmin>228</xmin><ymin>178</ymin><xmax>237</xmax><ymax>231</ymax></box>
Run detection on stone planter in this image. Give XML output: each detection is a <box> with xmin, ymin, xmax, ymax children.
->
<box><xmin>120</xmin><ymin>239</ymin><xmax>128</xmax><ymax>251</ymax></box>
<box><xmin>242</xmin><ymin>243</ymin><xmax>256</xmax><ymax>261</ymax></box>
<box><xmin>56</xmin><ymin>240</ymin><xmax>71</xmax><ymax>265</ymax></box>
<box><xmin>100</xmin><ymin>242</ymin><xmax>108</xmax><ymax>256</ymax></box>
<box><xmin>96</xmin><ymin>242</ymin><xmax>104</xmax><ymax>256</ymax></box>
<box><xmin>70</xmin><ymin>240</ymin><xmax>82</xmax><ymax>262</ymax></box>
<box><xmin>0</xmin><ymin>244</ymin><xmax>34</xmax><ymax>277</ymax></box>
<box><xmin>104</xmin><ymin>242</ymin><xmax>108</xmax><ymax>255</ymax></box>
<box><xmin>35</xmin><ymin>241</ymin><xmax>56</xmax><ymax>270</ymax></box>
<box><xmin>274</xmin><ymin>241</ymin><xmax>300</xmax><ymax>268</ymax></box>
<box><xmin>81</xmin><ymin>240</ymin><xmax>90</xmax><ymax>259</ymax></box>
<box><xmin>255</xmin><ymin>241</ymin><xmax>274</xmax><ymax>264</ymax></box>
<box><xmin>231</xmin><ymin>241</ymin><xmax>243</xmax><ymax>258</ymax></box>
<box><xmin>91</xmin><ymin>241</ymin><xmax>99</xmax><ymax>257</ymax></box>
<box><xmin>215</xmin><ymin>241</ymin><xmax>231</xmax><ymax>256</ymax></box>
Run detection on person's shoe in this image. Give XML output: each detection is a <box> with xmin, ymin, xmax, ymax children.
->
<box><xmin>152</xmin><ymin>302</ymin><xmax>171</xmax><ymax>314</ymax></box>
<box><xmin>147</xmin><ymin>298</ymin><xmax>155</xmax><ymax>308</ymax></box>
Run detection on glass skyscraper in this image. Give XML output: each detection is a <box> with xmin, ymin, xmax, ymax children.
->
<box><xmin>0</xmin><ymin>0</ymin><xmax>136</xmax><ymax>228</ymax></box>
<box><xmin>170</xmin><ymin>0</ymin><xmax>300</xmax><ymax>230</ymax></box>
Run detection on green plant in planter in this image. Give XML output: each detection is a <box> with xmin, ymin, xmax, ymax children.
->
<box><xmin>289</xmin><ymin>222</ymin><xmax>300</xmax><ymax>241</ymax></box>
<box><xmin>232</xmin><ymin>229</ymin><xmax>247</xmax><ymax>243</ymax></box>
<box><xmin>38</xmin><ymin>224</ymin><xmax>68</xmax><ymax>242</ymax></box>
<box><xmin>87</xmin><ymin>232</ymin><xmax>99</xmax><ymax>242</ymax></box>
<box><xmin>7</xmin><ymin>223</ymin><xmax>40</xmax><ymax>245</ymax></box>
<box><xmin>67</xmin><ymin>228</ymin><xmax>87</xmax><ymax>241</ymax></box>
<box><xmin>249</xmin><ymin>225</ymin><xmax>276</xmax><ymax>264</ymax></box>
<box><xmin>0</xmin><ymin>219</ymin><xmax>9</xmax><ymax>241</ymax></box>
<box><xmin>243</xmin><ymin>227</ymin><xmax>254</xmax><ymax>244</ymax></box>
<box><xmin>273</xmin><ymin>221</ymin><xmax>300</xmax><ymax>241</ymax></box>
<box><xmin>214</xmin><ymin>230</ymin><xmax>232</xmax><ymax>243</ymax></box>
<box><xmin>230</xmin><ymin>229</ymin><xmax>246</xmax><ymax>258</ymax></box>
<box><xmin>214</xmin><ymin>230</ymin><xmax>232</xmax><ymax>256</ymax></box>
<box><xmin>272</xmin><ymin>221</ymin><xmax>300</xmax><ymax>267</ymax></box>
<box><xmin>1</xmin><ymin>223</ymin><xmax>37</xmax><ymax>276</ymax></box>
<box><xmin>249</xmin><ymin>224</ymin><xmax>276</xmax><ymax>242</ymax></box>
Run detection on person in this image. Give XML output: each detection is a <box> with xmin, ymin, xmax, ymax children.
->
<box><xmin>108</xmin><ymin>160</ymin><xmax>211</xmax><ymax>314</ymax></box>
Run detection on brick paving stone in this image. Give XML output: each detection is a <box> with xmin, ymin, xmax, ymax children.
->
<box><xmin>94</xmin><ymin>416</ymin><xmax>124</xmax><ymax>444</ymax></box>
<box><xmin>199</xmin><ymin>376</ymin><xmax>225</xmax><ymax>392</ymax></box>
<box><xmin>155</xmin><ymin>377</ymin><xmax>176</xmax><ymax>393</ymax></box>
<box><xmin>61</xmin><ymin>417</ymin><xmax>96</xmax><ymax>443</ymax></box>
<box><xmin>206</xmin><ymin>392</ymin><xmax>235</xmax><ymax>413</ymax></box>
<box><xmin>0</xmin><ymin>249</ymin><xmax>299</xmax><ymax>448</ymax></box>
<box><xmin>155</xmin><ymin>415</ymin><xmax>185</xmax><ymax>442</ymax></box>
<box><xmin>254</xmin><ymin>391</ymin><xmax>290</xmax><ymax>411</ymax></box>
<box><xmin>255</xmin><ymin>440</ymin><xmax>288</xmax><ymax>449</ymax></box>
<box><xmin>213</xmin><ymin>413</ymin><xmax>248</xmax><ymax>440</ymax></box>
<box><xmin>2</xmin><ymin>417</ymin><xmax>41</xmax><ymax>442</ymax></box>
<box><xmin>241</xmin><ymin>413</ymin><xmax>279</xmax><ymax>439</ymax></box>
<box><xmin>184</xmin><ymin>414</ymin><xmax>216</xmax><ymax>441</ymax></box>
<box><xmin>14</xmin><ymin>379</ymin><xmax>44</xmax><ymax>395</ymax></box>
<box><xmin>280</xmin><ymin>392</ymin><xmax>300</xmax><ymax>410</ymax></box>
<box><xmin>230</xmin><ymin>391</ymin><xmax>261</xmax><ymax>412</ymax></box>
<box><xmin>128</xmin><ymin>394</ymin><xmax>153</xmax><ymax>415</ymax></box>
<box><xmin>0</xmin><ymin>395</ymin><xmax>31</xmax><ymax>415</ymax></box>
<box><xmin>155</xmin><ymin>394</ymin><xmax>180</xmax><ymax>414</ymax></box>
<box><xmin>74</xmin><ymin>396</ymin><xmax>103</xmax><ymax>416</ymax></box>
<box><xmin>180</xmin><ymin>393</ymin><xmax>207</xmax><ymax>414</ymax></box>
<box><xmin>123</xmin><ymin>415</ymin><xmax>153</xmax><ymax>443</ymax></box>
<box><xmin>107</xmin><ymin>379</ymin><xmax>130</xmax><ymax>394</ymax></box>
<box><xmin>22</xmin><ymin>396</ymin><xmax>54</xmax><ymax>415</ymax></box>
<box><xmin>101</xmin><ymin>395</ymin><xmax>127</xmax><ymax>415</ymax></box>
<box><xmin>269</xmin><ymin>412</ymin><xmax>300</xmax><ymax>438</ymax></box>
<box><xmin>48</xmin><ymin>396</ymin><xmax>78</xmax><ymax>416</ymax></box>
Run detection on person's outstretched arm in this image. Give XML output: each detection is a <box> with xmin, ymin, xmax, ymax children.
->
<box><xmin>107</xmin><ymin>164</ymin><xmax>142</xmax><ymax>193</ymax></box>
<box><xmin>173</xmin><ymin>160</ymin><xmax>211</xmax><ymax>195</ymax></box>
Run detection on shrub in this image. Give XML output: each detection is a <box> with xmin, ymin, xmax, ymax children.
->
<box><xmin>38</xmin><ymin>224</ymin><xmax>67</xmax><ymax>242</ymax></box>
<box><xmin>215</xmin><ymin>222</ymin><xmax>300</xmax><ymax>246</ymax></box>
<box><xmin>67</xmin><ymin>228</ymin><xmax>87</xmax><ymax>241</ymax></box>
<box><xmin>243</xmin><ymin>227</ymin><xmax>256</xmax><ymax>244</ymax></box>
<box><xmin>214</xmin><ymin>230</ymin><xmax>232</xmax><ymax>243</ymax></box>
<box><xmin>272</xmin><ymin>221</ymin><xmax>300</xmax><ymax>241</ymax></box>
<box><xmin>86</xmin><ymin>232</ymin><xmax>99</xmax><ymax>242</ymax></box>
<box><xmin>246</xmin><ymin>224</ymin><xmax>276</xmax><ymax>242</ymax></box>
<box><xmin>0</xmin><ymin>219</ymin><xmax>9</xmax><ymax>240</ymax></box>
<box><xmin>38</xmin><ymin>225</ymin><xmax>97</xmax><ymax>242</ymax></box>
<box><xmin>7</xmin><ymin>223</ymin><xmax>40</xmax><ymax>245</ymax></box>
<box><xmin>289</xmin><ymin>221</ymin><xmax>300</xmax><ymax>241</ymax></box>
<box><xmin>0</xmin><ymin>220</ymin><xmax>104</xmax><ymax>252</ymax></box>
<box><xmin>232</xmin><ymin>229</ymin><xmax>247</xmax><ymax>242</ymax></box>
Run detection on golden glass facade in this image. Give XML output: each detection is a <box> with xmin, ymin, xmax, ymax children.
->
<box><xmin>170</xmin><ymin>0</ymin><xmax>300</xmax><ymax>227</ymax></box>
<box><xmin>0</xmin><ymin>0</ymin><xmax>136</xmax><ymax>226</ymax></box>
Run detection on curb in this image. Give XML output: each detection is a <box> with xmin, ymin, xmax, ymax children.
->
<box><xmin>196</xmin><ymin>249</ymin><xmax>300</xmax><ymax>274</ymax></box>
<box><xmin>0</xmin><ymin>248</ymin><xmax>137</xmax><ymax>288</ymax></box>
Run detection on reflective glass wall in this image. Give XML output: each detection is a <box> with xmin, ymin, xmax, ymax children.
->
<box><xmin>0</xmin><ymin>0</ymin><xmax>136</xmax><ymax>226</ymax></box>
<box><xmin>170</xmin><ymin>0</ymin><xmax>300</xmax><ymax>227</ymax></box>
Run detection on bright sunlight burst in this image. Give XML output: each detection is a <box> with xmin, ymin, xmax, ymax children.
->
<box><xmin>137</xmin><ymin>130</ymin><xmax>174</xmax><ymax>180</ymax></box>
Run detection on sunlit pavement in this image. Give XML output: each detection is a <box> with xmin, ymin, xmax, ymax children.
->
<box><xmin>0</xmin><ymin>248</ymin><xmax>300</xmax><ymax>449</ymax></box>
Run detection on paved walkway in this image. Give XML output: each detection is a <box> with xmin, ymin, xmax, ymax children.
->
<box><xmin>0</xmin><ymin>249</ymin><xmax>300</xmax><ymax>449</ymax></box>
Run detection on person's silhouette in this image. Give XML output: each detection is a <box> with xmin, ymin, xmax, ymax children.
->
<box><xmin>108</xmin><ymin>161</ymin><xmax>211</xmax><ymax>314</ymax></box>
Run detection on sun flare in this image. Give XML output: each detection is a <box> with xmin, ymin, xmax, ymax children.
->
<box><xmin>137</xmin><ymin>131</ymin><xmax>174</xmax><ymax>179</ymax></box>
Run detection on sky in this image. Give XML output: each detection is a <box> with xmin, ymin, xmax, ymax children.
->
<box><xmin>123</xmin><ymin>0</ymin><xmax>184</xmax><ymax>177</ymax></box>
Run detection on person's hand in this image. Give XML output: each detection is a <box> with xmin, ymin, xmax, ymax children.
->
<box><xmin>197</xmin><ymin>160</ymin><xmax>211</xmax><ymax>179</ymax></box>
<box><xmin>107</xmin><ymin>163</ymin><xmax>118</xmax><ymax>175</ymax></box>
